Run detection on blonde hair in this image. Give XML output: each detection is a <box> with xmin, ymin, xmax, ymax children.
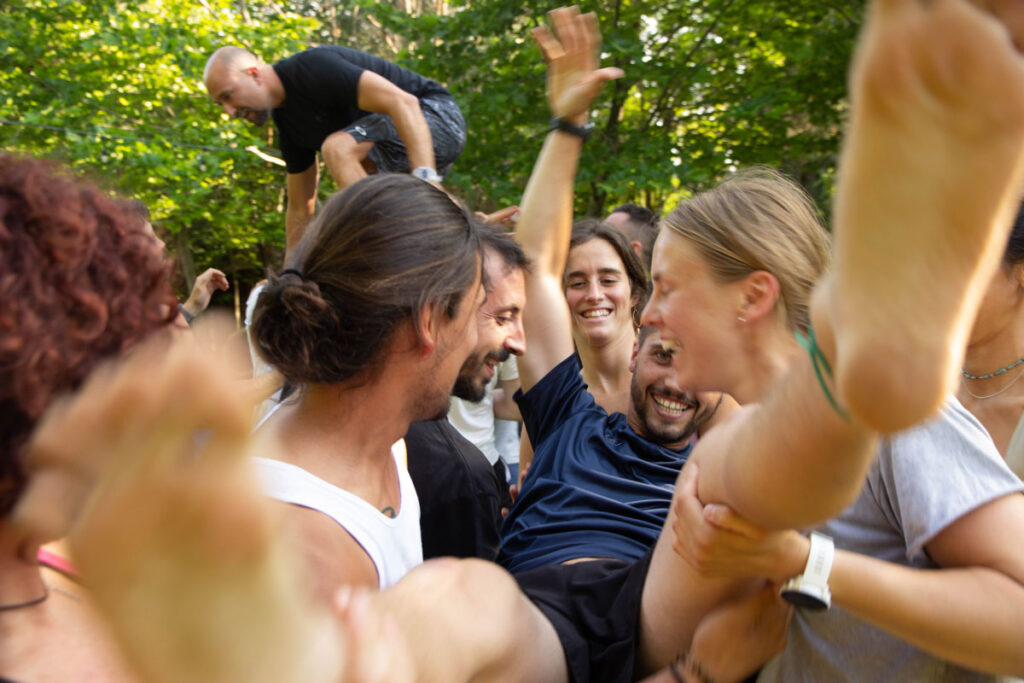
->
<box><xmin>662</xmin><ymin>167</ymin><xmax>831</xmax><ymax>332</ymax></box>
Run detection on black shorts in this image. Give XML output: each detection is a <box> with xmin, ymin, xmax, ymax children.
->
<box><xmin>342</xmin><ymin>92</ymin><xmax>466</xmax><ymax>178</ymax></box>
<box><xmin>513</xmin><ymin>549</ymin><xmax>654</xmax><ymax>683</ymax></box>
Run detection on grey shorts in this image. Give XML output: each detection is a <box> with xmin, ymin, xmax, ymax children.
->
<box><xmin>342</xmin><ymin>92</ymin><xmax>466</xmax><ymax>178</ymax></box>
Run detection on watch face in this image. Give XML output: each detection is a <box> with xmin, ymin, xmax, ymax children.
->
<box><xmin>780</xmin><ymin>588</ymin><xmax>829</xmax><ymax>611</ymax></box>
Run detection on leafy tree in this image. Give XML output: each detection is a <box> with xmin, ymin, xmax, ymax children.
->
<box><xmin>381</xmin><ymin>0</ymin><xmax>862</xmax><ymax>217</ymax></box>
<box><xmin>2</xmin><ymin>0</ymin><xmax>864</xmax><ymax>309</ymax></box>
<box><xmin>0</xmin><ymin>0</ymin><xmax>316</xmax><ymax>304</ymax></box>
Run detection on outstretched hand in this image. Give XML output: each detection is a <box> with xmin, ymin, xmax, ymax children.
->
<box><xmin>183</xmin><ymin>267</ymin><xmax>230</xmax><ymax>317</ymax></box>
<box><xmin>531</xmin><ymin>6</ymin><xmax>623</xmax><ymax>122</ymax></box>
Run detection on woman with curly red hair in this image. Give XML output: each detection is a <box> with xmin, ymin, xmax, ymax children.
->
<box><xmin>0</xmin><ymin>154</ymin><xmax>176</xmax><ymax>680</ymax></box>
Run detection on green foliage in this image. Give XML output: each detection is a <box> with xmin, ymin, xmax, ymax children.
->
<box><xmin>391</xmin><ymin>0</ymin><xmax>863</xmax><ymax>216</ymax></box>
<box><xmin>2</xmin><ymin>0</ymin><xmax>864</xmax><ymax>303</ymax></box>
<box><xmin>0</xmin><ymin>0</ymin><xmax>316</xmax><ymax>301</ymax></box>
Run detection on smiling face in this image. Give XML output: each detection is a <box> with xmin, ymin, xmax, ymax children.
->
<box><xmin>626</xmin><ymin>328</ymin><xmax>720</xmax><ymax>448</ymax></box>
<box><xmin>641</xmin><ymin>229</ymin><xmax>743</xmax><ymax>395</ymax></box>
<box><xmin>204</xmin><ymin>58</ymin><xmax>273</xmax><ymax>127</ymax></box>
<box><xmin>564</xmin><ymin>237</ymin><xmax>638</xmax><ymax>347</ymax></box>
<box><xmin>453</xmin><ymin>249</ymin><xmax>527</xmax><ymax>402</ymax></box>
<box><xmin>418</xmin><ymin>264</ymin><xmax>487</xmax><ymax>420</ymax></box>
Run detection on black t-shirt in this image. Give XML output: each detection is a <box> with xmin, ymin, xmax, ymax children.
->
<box><xmin>405</xmin><ymin>419</ymin><xmax>506</xmax><ymax>561</ymax></box>
<box><xmin>272</xmin><ymin>45</ymin><xmax>449</xmax><ymax>173</ymax></box>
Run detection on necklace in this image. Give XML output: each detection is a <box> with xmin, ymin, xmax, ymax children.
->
<box><xmin>961</xmin><ymin>358</ymin><xmax>1024</xmax><ymax>380</ymax></box>
<box><xmin>0</xmin><ymin>584</ymin><xmax>49</xmax><ymax>611</ymax></box>
<box><xmin>961</xmin><ymin>370</ymin><xmax>1024</xmax><ymax>400</ymax></box>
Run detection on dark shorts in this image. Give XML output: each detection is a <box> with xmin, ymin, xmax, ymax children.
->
<box><xmin>514</xmin><ymin>549</ymin><xmax>654</xmax><ymax>683</ymax></box>
<box><xmin>342</xmin><ymin>92</ymin><xmax>466</xmax><ymax>178</ymax></box>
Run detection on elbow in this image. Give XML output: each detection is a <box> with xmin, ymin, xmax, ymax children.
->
<box><xmin>394</xmin><ymin>91</ymin><xmax>422</xmax><ymax>121</ymax></box>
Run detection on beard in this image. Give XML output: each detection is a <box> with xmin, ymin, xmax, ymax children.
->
<box><xmin>451</xmin><ymin>347</ymin><xmax>511</xmax><ymax>403</ymax></box>
<box><xmin>630</xmin><ymin>378</ymin><xmax>721</xmax><ymax>447</ymax></box>
<box><xmin>239</xmin><ymin>107</ymin><xmax>270</xmax><ymax>127</ymax></box>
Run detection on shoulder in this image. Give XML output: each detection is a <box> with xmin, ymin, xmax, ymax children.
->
<box><xmin>407</xmin><ymin>421</ymin><xmax>494</xmax><ymax>488</ymax></box>
<box><xmin>883</xmin><ymin>396</ymin><xmax>1000</xmax><ymax>469</ymax></box>
<box><xmin>516</xmin><ymin>354</ymin><xmax>599</xmax><ymax>434</ymax></box>
<box><xmin>522</xmin><ymin>354</ymin><xmax>585</xmax><ymax>402</ymax></box>
<box><xmin>276</xmin><ymin>500</ymin><xmax>379</xmax><ymax>599</ymax></box>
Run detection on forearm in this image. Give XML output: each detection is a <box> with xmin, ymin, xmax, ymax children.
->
<box><xmin>181</xmin><ymin>297</ymin><xmax>202</xmax><ymax>318</ymax></box>
<box><xmin>517</xmin><ymin>129</ymin><xmax>582</xmax><ymax>275</ymax></box>
<box><xmin>285</xmin><ymin>200</ymin><xmax>314</xmax><ymax>252</ymax></box>
<box><xmin>492</xmin><ymin>388</ymin><xmax>522</xmax><ymax>421</ymax></box>
<box><xmin>831</xmin><ymin>549</ymin><xmax>1024</xmax><ymax>676</ymax></box>
<box><xmin>390</xmin><ymin>96</ymin><xmax>436</xmax><ymax>171</ymax></box>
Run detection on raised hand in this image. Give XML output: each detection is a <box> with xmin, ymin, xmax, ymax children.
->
<box><xmin>530</xmin><ymin>6</ymin><xmax>623</xmax><ymax>122</ymax></box>
<box><xmin>183</xmin><ymin>267</ymin><xmax>230</xmax><ymax>317</ymax></box>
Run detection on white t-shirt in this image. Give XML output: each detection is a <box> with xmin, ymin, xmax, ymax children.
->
<box><xmin>448</xmin><ymin>356</ymin><xmax>518</xmax><ymax>465</ymax></box>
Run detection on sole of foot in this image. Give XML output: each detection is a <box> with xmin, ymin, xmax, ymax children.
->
<box><xmin>828</xmin><ymin>0</ymin><xmax>1024</xmax><ymax>433</ymax></box>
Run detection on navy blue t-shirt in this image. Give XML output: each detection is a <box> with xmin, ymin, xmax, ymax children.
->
<box><xmin>499</xmin><ymin>354</ymin><xmax>693</xmax><ymax>573</ymax></box>
<box><xmin>272</xmin><ymin>46</ymin><xmax>450</xmax><ymax>173</ymax></box>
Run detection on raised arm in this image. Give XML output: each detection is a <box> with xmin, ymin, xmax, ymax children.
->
<box><xmin>514</xmin><ymin>7</ymin><xmax>622</xmax><ymax>393</ymax></box>
<box><xmin>357</xmin><ymin>71</ymin><xmax>437</xmax><ymax>176</ymax></box>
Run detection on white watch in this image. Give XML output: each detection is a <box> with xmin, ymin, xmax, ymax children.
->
<box><xmin>411</xmin><ymin>166</ymin><xmax>441</xmax><ymax>182</ymax></box>
<box><xmin>779</xmin><ymin>531</ymin><xmax>834</xmax><ymax>610</ymax></box>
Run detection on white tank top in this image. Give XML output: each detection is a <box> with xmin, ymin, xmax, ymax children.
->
<box><xmin>252</xmin><ymin>440</ymin><xmax>422</xmax><ymax>589</ymax></box>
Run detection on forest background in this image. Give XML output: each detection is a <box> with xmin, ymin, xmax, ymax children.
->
<box><xmin>1</xmin><ymin>0</ymin><xmax>863</xmax><ymax>314</ymax></box>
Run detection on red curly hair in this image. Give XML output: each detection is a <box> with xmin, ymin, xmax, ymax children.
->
<box><xmin>0</xmin><ymin>155</ymin><xmax>177</xmax><ymax>515</ymax></box>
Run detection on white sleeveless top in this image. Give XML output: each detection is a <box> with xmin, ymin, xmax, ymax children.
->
<box><xmin>252</xmin><ymin>435</ymin><xmax>422</xmax><ymax>589</ymax></box>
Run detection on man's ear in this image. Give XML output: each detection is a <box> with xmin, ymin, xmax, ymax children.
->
<box><xmin>414</xmin><ymin>303</ymin><xmax>439</xmax><ymax>356</ymax></box>
<box><xmin>631</xmin><ymin>240</ymin><xmax>643</xmax><ymax>259</ymax></box>
<box><xmin>737</xmin><ymin>270</ymin><xmax>781</xmax><ymax>323</ymax></box>
<box><xmin>628</xmin><ymin>336</ymin><xmax>641</xmax><ymax>374</ymax></box>
<box><xmin>247</xmin><ymin>65</ymin><xmax>262</xmax><ymax>83</ymax></box>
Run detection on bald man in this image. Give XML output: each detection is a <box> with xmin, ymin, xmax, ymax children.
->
<box><xmin>204</xmin><ymin>45</ymin><xmax>466</xmax><ymax>251</ymax></box>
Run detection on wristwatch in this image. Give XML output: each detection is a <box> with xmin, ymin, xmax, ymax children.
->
<box><xmin>411</xmin><ymin>166</ymin><xmax>441</xmax><ymax>182</ymax></box>
<box><xmin>779</xmin><ymin>531</ymin><xmax>834</xmax><ymax>610</ymax></box>
<box><xmin>548</xmin><ymin>116</ymin><xmax>594</xmax><ymax>141</ymax></box>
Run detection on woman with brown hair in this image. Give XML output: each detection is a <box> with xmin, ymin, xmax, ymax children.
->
<box><xmin>0</xmin><ymin>154</ymin><xmax>176</xmax><ymax>680</ymax></box>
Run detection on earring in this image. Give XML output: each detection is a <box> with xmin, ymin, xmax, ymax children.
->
<box><xmin>737</xmin><ymin>316</ymin><xmax>746</xmax><ymax>323</ymax></box>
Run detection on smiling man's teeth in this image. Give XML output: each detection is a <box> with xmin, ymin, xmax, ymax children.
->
<box><xmin>582</xmin><ymin>310</ymin><xmax>611</xmax><ymax>319</ymax></box>
<box><xmin>653</xmin><ymin>395</ymin><xmax>689</xmax><ymax>413</ymax></box>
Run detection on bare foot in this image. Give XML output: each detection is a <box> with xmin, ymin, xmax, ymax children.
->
<box><xmin>827</xmin><ymin>0</ymin><xmax>1024</xmax><ymax>432</ymax></box>
<box><xmin>30</xmin><ymin>338</ymin><xmax>343</xmax><ymax>683</ymax></box>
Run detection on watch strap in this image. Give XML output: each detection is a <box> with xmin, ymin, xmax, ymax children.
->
<box><xmin>548</xmin><ymin>117</ymin><xmax>594</xmax><ymax>141</ymax></box>
<box><xmin>779</xmin><ymin>531</ymin><xmax>834</xmax><ymax>610</ymax></box>
<box><xmin>411</xmin><ymin>166</ymin><xmax>441</xmax><ymax>182</ymax></box>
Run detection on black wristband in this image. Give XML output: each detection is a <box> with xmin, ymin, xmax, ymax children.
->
<box><xmin>548</xmin><ymin>116</ymin><xmax>594</xmax><ymax>141</ymax></box>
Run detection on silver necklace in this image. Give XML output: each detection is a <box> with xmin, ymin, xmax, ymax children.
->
<box><xmin>960</xmin><ymin>369</ymin><xmax>1024</xmax><ymax>400</ymax></box>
